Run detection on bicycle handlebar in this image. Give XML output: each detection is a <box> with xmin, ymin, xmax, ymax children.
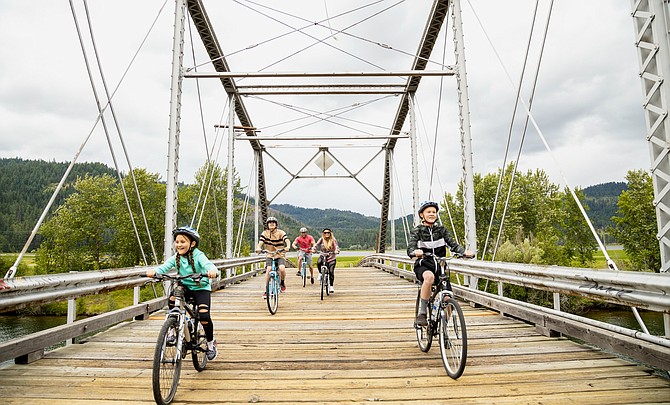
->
<box><xmin>149</xmin><ymin>272</ymin><xmax>207</xmax><ymax>282</ymax></box>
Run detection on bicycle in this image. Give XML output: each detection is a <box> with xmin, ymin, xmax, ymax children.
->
<box><xmin>260</xmin><ymin>249</ymin><xmax>284</xmax><ymax>315</ymax></box>
<box><xmin>148</xmin><ymin>272</ymin><xmax>210</xmax><ymax>405</ymax></box>
<box><xmin>317</xmin><ymin>252</ymin><xmax>334</xmax><ymax>300</ymax></box>
<box><xmin>414</xmin><ymin>253</ymin><xmax>468</xmax><ymax>379</ymax></box>
<box><xmin>299</xmin><ymin>249</ymin><xmax>308</xmax><ymax>288</ymax></box>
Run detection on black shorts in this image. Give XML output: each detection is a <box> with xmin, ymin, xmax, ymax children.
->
<box><xmin>414</xmin><ymin>263</ymin><xmax>451</xmax><ymax>291</ymax></box>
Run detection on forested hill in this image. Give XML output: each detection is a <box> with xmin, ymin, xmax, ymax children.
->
<box><xmin>1</xmin><ymin>157</ymin><xmax>627</xmax><ymax>252</ymax></box>
<box><xmin>583</xmin><ymin>182</ymin><xmax>627</xmax><ymax>230</ymax></box>
<box><xmin>0</xmin><ymin>157</ymin><xmax>116</xmax><ymax>251</ymax></box>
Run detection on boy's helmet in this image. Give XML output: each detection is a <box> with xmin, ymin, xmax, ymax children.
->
<box><xmin>418</xmin><ymin>201</ymin><xmax>439</xmax><ymax>215</ymax></box>
<box><xmin>266</xmin><ymin>216</ymin><xmax>278</xmax><ymax>225</ymax></box>
<box><xmin>172</xmin><ymin>226</ymin><xmax>200</xmax><ymax>247</ymax></box>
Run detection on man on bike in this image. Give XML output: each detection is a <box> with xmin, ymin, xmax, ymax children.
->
<box><xmin>292</xmin><ymin>227</ymin><xmax>316</xmax><ymax>283</ymax></box>
<box><xmin>256</xmin><ymin>216</ymin><xmax>291</xmax><ymax>295</ymax></box>
<box><xmin>408</xmin><ymin>201</ymin><xmax>474</xmax><ymax>326</ymax></box>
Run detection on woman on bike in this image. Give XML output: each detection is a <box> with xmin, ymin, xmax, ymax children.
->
<box><xmin>313</xmin><ymin>227</ymin><xmax>340</xmax><ymax>293</ymax></box>
<box><xmin>408</xmin><ymin>201</ymin><xmax>474</xmax><ymax>326</ymax></box>
<box><xmin>146</xmin><ymin>226</ymin><xmax>219</xmax><ymax>360</ymax></box>
<box><xmin>256</xmin><ymin>216</ymin><xmax>291</xmax><ymax>295</ymax></box>
<box><xmin>292</xmin><ymin>227</ymin><xmax>316</xmax><ymax>283</ymax></box>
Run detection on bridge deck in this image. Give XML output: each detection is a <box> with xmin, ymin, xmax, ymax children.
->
<box><xmin>0</xmin><ymin>266</ymin><xmax>668</xmax><ymax>404</ymax></box>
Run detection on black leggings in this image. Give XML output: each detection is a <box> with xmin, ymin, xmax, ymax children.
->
<box><xmin>319</xmin><ymin>258</ymin><xmax>336</xmax><ymax>286</ymax></box>
<box><xmin>169</xmin><ymin>288</ymin><xmax>214</xmax><ymax>341</ymax></box>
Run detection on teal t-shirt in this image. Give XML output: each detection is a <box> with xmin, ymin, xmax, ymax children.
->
<box><xmin>156</xmin><ymin>248</ymin><xmax>216</xmax><ymax>291</ymax></box>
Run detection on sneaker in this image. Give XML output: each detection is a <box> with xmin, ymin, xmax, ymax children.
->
<box><xmin>262</xmin><ymin>292</ymin><xmax>267</xmax><ymax>299</ymax></box>
<box><xmin>296</xmin><ymin>271</ymin><xmax>301</xmax><ymax>276</ymax></box>
<box><xmin>311</xmin><ymin>277</ymin><xmax>314</xmax><ymax>284</ymax></box>
<box><xmin>280</xmin><ymin>284</ymin><xmax>286</xmax><ymax>293</ymax></box>
<box><xmin>317</xmin><ymin>274</ymin><xmax>322</xmax><ymax>282</ymax></box>
<box><xmin>206</xmin><ymin>339</ymin><xmax>218</xmax><ymax>361</ymax></box>
<box><xmin>329</xmin><ymin>286</ymin><xmax>334</xmax><ymax>293</ymax></box>
<box><xmin>166</xmin><ymin>328</ymin><xmax>177</xmax><ymax>346</ymax></box>
<box><xmin>415</xmin><ymin>313</ymin><xmax>428</xmax><ymax>326</ymax></box>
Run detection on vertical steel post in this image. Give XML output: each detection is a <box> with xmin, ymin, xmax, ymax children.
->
<box><xmin>390</xmin><ymin>149</ymin><xmax>396</xmax><ymax>252</ymax></box>
<box><xmin>226</xmin><ymin>96</ymin><xmax>234</xmax><ymax>262</ymax></box>
<box><xmin>164</xmin><ymin>0</ymin><xmax>187</xmax><ymax>261</ymax></box>
<box><xmin>409</xmin><ymin>94</ymin><xmax>420</xmax><ymax>225</ymax></box>
<box><xmin>452</xmin><ymin>0</ymin><xmax>478</xmax><ymax>288</ymax></box>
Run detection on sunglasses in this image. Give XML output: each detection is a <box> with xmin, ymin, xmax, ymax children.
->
<box><xmin>323</xmin><ymin>231</ymin><xmax>331</xmax><ymax>234</ymax></box>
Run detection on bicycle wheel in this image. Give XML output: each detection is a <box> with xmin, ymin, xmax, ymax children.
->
<box><xmin>302</xmin><ymin>261</ymin><xmax>307</xmax><ymax>288</ymax></box>
<box><xmin>190</xmin><ymin>319</ymin><xmax>208</xmax><ymax>371</ymax></box>
<box><xmin>152</xmin><ymin>317</ymin><xmax>182</xmax><ymax>405</ymax></box>
<box><xmin>320</xmin><ymin>266</ymin><xmax>327</xmax><ymax>300</ymax></box>
<box><xmin>266</xmin><ymin>274</ymin><xmax>279</xmax><ymax>315</ymax></box>
<box><xmin>414</xmin><ymin>289</ymin><xmax>432</xmax><ymax>352</ymax></box>
<box><xmin>439</xmin><ymin>298</ymin><xmax>467</xmax><ymax>379</ymax></box>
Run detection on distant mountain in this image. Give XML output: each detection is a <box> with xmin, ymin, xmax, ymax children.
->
<box><xmin>583</xmin><ymin>182</ymin><xmax>627</xmax><ymax>231</ymax></box>
<box><xmin>269</xmin><ymin>204</ymin><xmax>381</xmax><ymax>250</ymax></box>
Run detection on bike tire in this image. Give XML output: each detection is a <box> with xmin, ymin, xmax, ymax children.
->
<box><xmin>439</xmin><ymin>298</ymin><xmax>467</xmax><ymax>379</ymax></box>
<box><xmin>414</xmin><ymin>289</ymin><xmax>432</xmax><ymax>352</ymax></box>
<box><xmin>320</xmin><ymin>266</ymin><xmax>327</xmax><ymax>300</ymax></box>
<box><xmin>302</xmin><ymin>261</ymin><xmax>307</xmax><ymax>288</ymax></box>
<box><xmin>190</xmin><ymin>319</ymin><xmax>208</xmax><ymax>371</ymax></box>
<box><xmin>152</xmin><ymin>316</ymin><xmax>182</xmax><ymax>405</ymax></box>
<box><xmin>266</xmin><ymin>275</ymin><xmax>279</xmax><ymax>315</ymax></box>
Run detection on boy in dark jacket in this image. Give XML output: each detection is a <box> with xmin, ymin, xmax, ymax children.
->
<box><xmin>407</xmin><ymin>201</ymin><xmax>474</xmax><ymax>326</ymax></box>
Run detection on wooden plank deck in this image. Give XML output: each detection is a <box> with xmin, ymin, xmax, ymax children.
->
<box><xmin>0</xmin><ymin>266</ymin><xmax>668</xmax><ymax>404</ymax></box>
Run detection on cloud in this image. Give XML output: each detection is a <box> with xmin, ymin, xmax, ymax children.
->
<box><xmin>0</xmin><ymin>0</ymin><xmax>649</xmax><ymax>218</ymax></box>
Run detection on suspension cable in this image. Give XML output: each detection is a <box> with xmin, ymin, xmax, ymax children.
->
<box><xmin>5</xmin><ymin>1</ymin><xmax>167</xmax><ymax>278</ymax></box>
<box><xmin>82</xmin><ymin>0</ymin><xmax>162</xmax><ymax>265</ymax></box>
<box><xmin>480</xmin><ymin>0</ymin><xmax>541</xmax><ymax>261</ymax></box>
<box><xmin>73</xmin><ymin>0</ymin><xmax>150</xmax><ymax>266</ymax></box>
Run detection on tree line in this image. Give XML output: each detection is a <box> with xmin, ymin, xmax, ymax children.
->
<box><xmin>1</xmin><ymin>158</ymin><xmax>661</xmax><ymax>275</ymax></box>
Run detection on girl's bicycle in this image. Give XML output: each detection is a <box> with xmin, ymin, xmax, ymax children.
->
<box><xmin>414</xmin><ymin>253</ymin><xmax>468</xmax><ymax>379</ymax></box>
<box><xmin>148</xmin><ymin>272</ymin><xmax>210</xmax><ymax>405</ymax></box>
<box><xmin>260</xmin><ymin>249</ymin><xmax>284</xmax><ymax>315</ymax></box>
<box><xmin>317</xmin><ymin>252</ymin><xmax>332</xmax><ymax>300</ymax></box>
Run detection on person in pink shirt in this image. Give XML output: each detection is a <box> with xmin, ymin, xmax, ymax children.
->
<box><xmin>292</xmin><ymin>227</ymin><xmax>316</xmax><ymax>283</ymax></box>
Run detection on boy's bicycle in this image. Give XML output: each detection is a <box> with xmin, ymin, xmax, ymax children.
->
<box><xmin>318</xmin><ymin>252</ymin><xmax>331</xmax><ymax>300</ymax></box>
<box><xmin>414</xmin><ymin>253</ymin><xmax>468</xmax><ymax>379</ymax></box>
<box><xmin>260</xmin><ymin>249</ymin><xmax>284</xmax><ymax>315</ymax></box>
<box><xmin>148</xmin><ymin>272</ymin><xmax>210</xmax><ymax>405</ymax></box>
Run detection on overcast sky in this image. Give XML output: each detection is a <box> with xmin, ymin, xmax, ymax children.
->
<box><xmin>0</xmin><ymin>1</ymin><xmax>648</xmax><ymax>219</ymax></box>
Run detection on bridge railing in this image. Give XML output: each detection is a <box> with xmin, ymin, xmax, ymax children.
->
<box><xmin>359</xmin><ymin>254</ymin><xmax>670</xmax><ymax>372</ymax></box>
<box><xmin>0</xmin><ymin>256</ymin><xmax>265</xmax><ymax>364</ymax></box>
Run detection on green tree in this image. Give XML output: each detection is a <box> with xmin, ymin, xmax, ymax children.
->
<box><xmin>111</xmin><ymin>168</ymin><xmax>166</xmax><ymax>266</ymax></box>
<box><xmin>559</xmin><ymin>187</ymin><xmax>598</xmax><ymax>266</ymax></box>
<box><xmin>35</xmin><ymin>174</ymin><xmax>117</xmax><ymax>272</ymax></box>
<box><xmin>611</xmin><ymin>170</ymin><xmax>660</xmax><ymax>272</ymax></box>
<box><xmin>177</xmin><ymin>162</ymin><xmax>245</xmax><ymax>258</ymax></box>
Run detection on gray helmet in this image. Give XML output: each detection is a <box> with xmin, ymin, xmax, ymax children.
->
<box><xmin>266</xmin><ymin>216</ymin><xmax>278</xmax><ymax>225</ymax></box>
<box><xmin>172</xmin><ymin>226</ymin><xmax>200</xmax><ymax>247</ymax></box>
<box><xmin>299</xmin><ymin>227</ymin><xmax>307</xmax><ymax>233</ymax></box>
<box><xmin>418</xmin><ymin>200</ymin><xmax>439</xmax><ymax>215</ymax></box>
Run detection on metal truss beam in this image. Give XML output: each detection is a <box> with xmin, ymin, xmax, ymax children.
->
<box><xmin>379</xmin><ymin>0</ymin><xmax>451</xmax><ymax>251</ymax></box>
<box><xmin>631</xmin><ymin>0</ymin><xmax>670</xmax><ymax>273</ymax></box>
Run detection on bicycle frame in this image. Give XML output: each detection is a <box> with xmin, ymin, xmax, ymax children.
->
<box><xmin>414</xmin><ymin>254</ymin><xmax>468</xmax><ymax>379</ymax></box>
<box><xmin>150</xmin><ymin>273</ymin><xmax>209</xmax><ymax>405</ymax></box>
